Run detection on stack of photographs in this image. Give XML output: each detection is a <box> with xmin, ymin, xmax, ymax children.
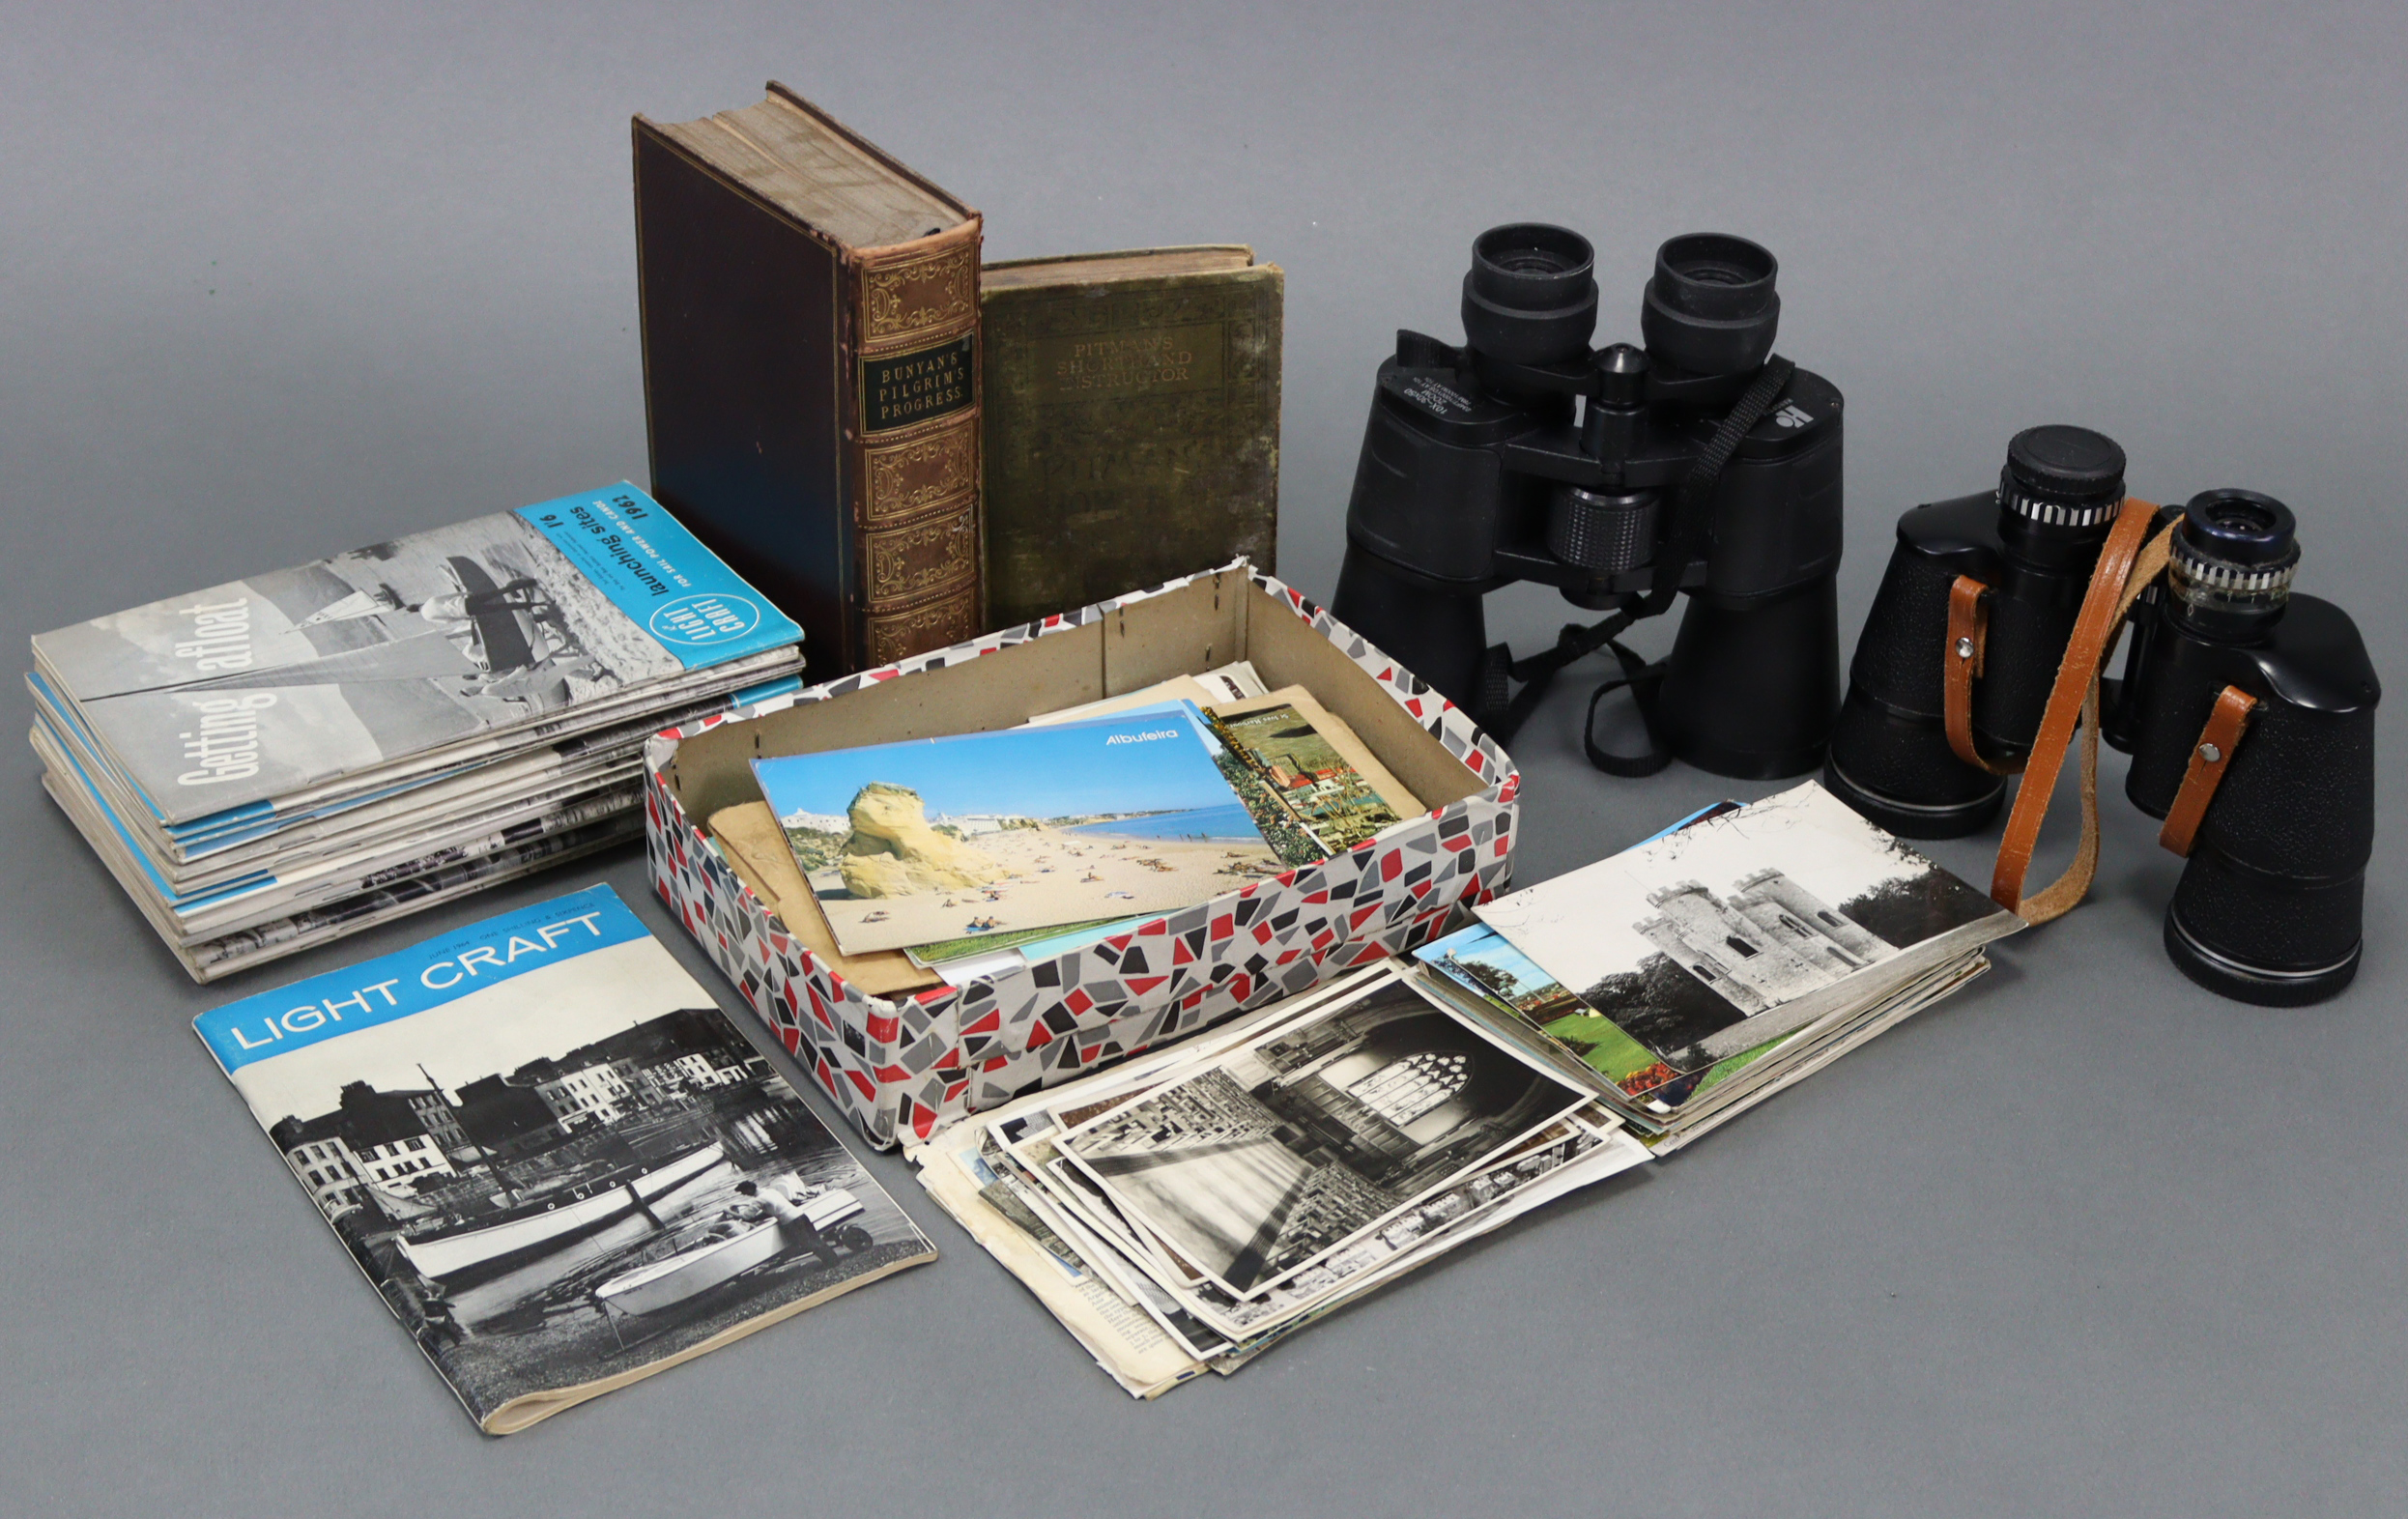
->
<box><xmin>910</xmin><ymin>786</ymin><xmax>2020</xmax><ymax>1396</ymax></box>
<box><xmin>706</xmin><ymin>673</ymin><xmax>1425</xmax><ymax>999</ymax></box>
<box><xmin>29</xmin><ymin>485</ymin><xmax>805</xmax><ymax>982</ymax></box>
<box><xmin>910</xmin><ymin>962</ymin><xmax>1652</xmax><ymax>1396</ymax></box>
<box><xmin>1416</xmin><ymin>782</ymin><xmax>2022</xmax><ymax>1150</ymax></box>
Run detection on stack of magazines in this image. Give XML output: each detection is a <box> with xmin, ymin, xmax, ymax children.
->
<box><xmin>910</xmin><ymin>782</ymin><xmax>2021</xmax><ymax>1394</ymax></box>
<box><xmin>29</xmin><ymin>485</ymin><xmax>804</xmax><ymax>981</ymax></box>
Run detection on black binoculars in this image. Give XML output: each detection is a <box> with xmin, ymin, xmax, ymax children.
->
<box><xmin>1331</xmin><ymin>225</ymin><xmax>1843</xmax><ymax>778</ymax></box>
<box><xmin>1826</xmin><ymin>426</ymin><xmax>2379</xmax><ymax>1005</ymax></box>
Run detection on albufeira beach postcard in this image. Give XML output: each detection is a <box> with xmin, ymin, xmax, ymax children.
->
<box><xmin>752</xmin><ymin>707</ymin><xmax>1281</xmax><ymax>956</ymax></box>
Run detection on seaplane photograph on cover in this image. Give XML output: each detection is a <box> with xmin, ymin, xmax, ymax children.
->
<box><xmin>29</xmin><ymin>490</ymin><xmax>730</xmax><ymax>822</ymax></box>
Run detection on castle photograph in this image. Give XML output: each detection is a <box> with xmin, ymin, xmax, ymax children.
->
<box><xmin>1635</xmin><ymin>869</ymin><xmax>1898</xmax><ymax>1016</ymax></box>
<box><xmin>1475</xmin><ymin>783</ymin><xmax>2008</xmax><ymax>1071</ymax></box>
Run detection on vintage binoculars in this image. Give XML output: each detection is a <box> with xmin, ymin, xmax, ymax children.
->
<box><xmin>1331</xmin><ymin>225</ymin><xmax>1843</xmax><ymax>778</ymax></box>
<box><xmin>1825</xmin><ymin>426</ymin><xmax>2379</xmax><ymax>1005</ymax></box>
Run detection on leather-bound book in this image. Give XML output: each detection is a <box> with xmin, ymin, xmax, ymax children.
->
<box><xmin>633</xmin><ymin>85</ymin><xmax>983</xmax><ymax>677</ymax></box>
<box><xmin>980</xmin><ymin>246</ymin><xmax>1281</xmax><ymax>630</ymax></box>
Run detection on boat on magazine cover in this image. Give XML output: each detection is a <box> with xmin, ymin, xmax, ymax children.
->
<box><xmin>194</xmin><ymin>885</ymin><xmax>937</xmax><ymax>1433</ymax></box>
<box><xmin>591</xmin><ymin>1188</ymin><xmax>870</xmax><ymax>1316</ymax></box>
<box><xmin>393</xmin><ymin>1141</ymin><xmax>729</xmax><ymax>1283</ymax></box>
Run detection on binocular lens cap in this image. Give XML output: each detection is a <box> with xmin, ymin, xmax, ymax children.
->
<box><xmin>2006</xmin><ymin>425</ymin><xmax>2127</xmax><ymax>499</ymax></box>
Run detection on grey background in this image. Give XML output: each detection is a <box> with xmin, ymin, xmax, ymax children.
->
<box><xmin>5</xmin><ymin>2</ymin><xmax>2403</xmax><ymax>1514</ymax></box>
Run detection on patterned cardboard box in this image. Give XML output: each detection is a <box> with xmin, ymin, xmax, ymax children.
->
<box><xmin>644</xmin><ymin>562</ymin><xmax>1520</xmax><ymax>1148</ymax></box>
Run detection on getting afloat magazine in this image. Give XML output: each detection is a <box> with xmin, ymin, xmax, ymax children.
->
<box><xmin>905</xmin><ymin>782</ymin><xmax>2018</xmax><ymax>1396</ymax></box>
<box><xmin>27</xmin><ymin>485</ymin><xmax>805</xmax><ymax>979</ymax></box>
<box><xmin>198</xmin><ymin>886</ymin><xmax>932</xmax><ymax>1434</ymax></box>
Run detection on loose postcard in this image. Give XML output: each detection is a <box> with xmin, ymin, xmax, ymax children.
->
<box><xmin>752</xmin><ymin>707</ymin><xmax>1281</xmax><ymax>955</ymax></box>
<box><xmin>1051</xmin><ymin>966</ymin><xmax>1591</xmax><ymax>1297</ymax></box>
<box><xmin>1200</xmin><ymin>686</ymin><xmax>1419</xmax><ymax>858</ymax></box>
<box><xmin>196</xmin><ymin>884</ymin><xmax>932</xmax><ymax>1434</ymax></box>
<box><xmin>1473</xmin><ymin>782</ymin><xmax>2018</xmax><ymax>1077</ymax></box>
<box><xmin>901</xmin><ymin>788</ymin><xmax>2019</xmax><ymax>1395</ymax></box>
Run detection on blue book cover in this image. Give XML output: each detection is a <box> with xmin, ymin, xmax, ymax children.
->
<box><xmin>196</xmin><ymin>885</ymin><xmax>932</xmax><ymax>1433</ymax></box>
<box><xmin>32</xmin><ymin>484</ymin><xmax>801</xmax><ymax>826</ymax></box>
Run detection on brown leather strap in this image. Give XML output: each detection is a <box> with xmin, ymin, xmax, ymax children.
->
<box><xmin>2158</xmin><ymin>685</ymin><xmax>2258</xmax><ymax>857</ymax></box>
<box><xmin>2004</xmin><ymin>518</ymin><xmax>2173</xmax><ymax>924</ymax></box>
<box><xmin>1943</xmin><ymin>576</ymin><xmax>2021</xmax><ymax>774</ymax></box>
<box><xmin>1991</xmin><ymin>498</ymin><xmax>2164</xmax><ymax>918</ymax></box>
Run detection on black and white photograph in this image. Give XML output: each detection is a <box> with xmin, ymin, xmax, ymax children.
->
<box><xmin>203</xmin><ymin>888</ymin><xmax>933</xmax><ymax>1431</ymax></box>
<box><xmin>1056</xmin><ymin>969</ymin><xmax>1590</xmax><ymax>1297</ymax></box>
<box><xmin>1476</xmin><ymin>783</ymin><xmax>2015</xmax><ymax>1068</ymax></box>
<box><xmin>1117</xmin><ymin>1119</ymin><xmax>1643</xmax><ymax>1341</ymax></box>
<box><xmin>35</xmin><ymin>507</ymin><xmax>684</xmax><ymax>819</ymax></box>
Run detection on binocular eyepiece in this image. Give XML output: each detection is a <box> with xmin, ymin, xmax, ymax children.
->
<box><xmin>1461</xmin><ymin>225</ymin><xmax>1783</xmax><ymax>378</ymax></box>
<box><xmin>1641</xmin><ymin>232</ymin><xmax>1781</xmax><ymax>376</ymax></box>
<box><xmin>1462</xmin><ymin>224</ymin><xmax>1598</xmax><ymax>366</ymax></box>
<box><xmin>2166</xmin><ymin>489</ymin><xmax>2300</xmax><ymax>629</ymax></box>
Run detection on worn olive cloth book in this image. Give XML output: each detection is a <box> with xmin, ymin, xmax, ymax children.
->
<box><xmin>981</xmin><ymin>246</ymin><xmax>1282</xmax><ymax>629</ymax></box>
<box><xmin>634</xmin><ymin>85</ymin><xmax>985</xmax><ymax>676</ymax></box>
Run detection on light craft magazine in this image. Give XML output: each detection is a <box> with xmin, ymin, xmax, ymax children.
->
<box><xmin>197</xmin><ymin>885</ymin><xmax>932</xmax><ymax>1433</ymax></box>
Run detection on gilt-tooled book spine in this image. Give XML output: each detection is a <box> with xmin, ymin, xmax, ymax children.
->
<box><xmin>980</xmin><ymin>255</ymin><xmax>1281</xmax><ymax>631</ymax></box>
<box><xmin>846</xmin><ymin>232</ymin><xmax>985</xmax><ymax>667</ymax></box>
<box><xmin>632</xmin><ymin>87</ymin><xmax>983</xmax><ymax>679</ymax></box>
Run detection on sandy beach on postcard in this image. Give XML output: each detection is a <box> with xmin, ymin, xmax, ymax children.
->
<box><xmin>812</xmin><ymin>824</ymin><xmax>1276</xmax><ymax>955</ymax></box>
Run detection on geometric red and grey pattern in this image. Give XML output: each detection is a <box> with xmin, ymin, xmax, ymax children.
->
<box><xmin>645</xmin><ymin>560</ymin><xmax>1521</xmax><ymax>1149</ymax></box>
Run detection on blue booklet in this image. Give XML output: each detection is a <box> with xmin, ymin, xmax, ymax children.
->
<box><xmin>197</xmin><ymin>885</ymin><xmax>932</xmax><ymax>1433</ymax></box>
<box><xmin>32</xmin><ymin>484</ymin><xmax>801</xmax><ymax>830</ymax></box>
